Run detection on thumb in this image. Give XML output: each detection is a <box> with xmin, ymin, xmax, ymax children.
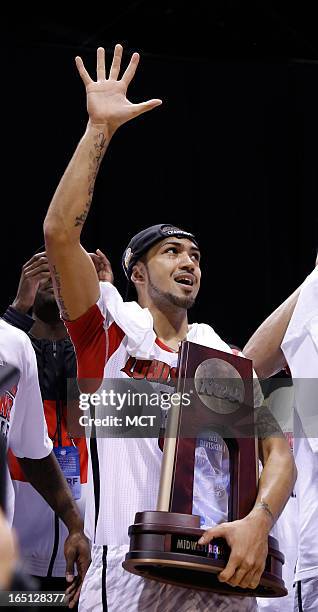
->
<box><xmin>198</xmin><ymin>523</ymin><xmax>227</xmax><ymax>545</ymax></box>
<box><xmin>65</xmin><ymin>550</ymin><xmax>76</xmax><ymax>582</ymax></box>
<box><xmin>131</xmin><ymin>99</ymin><xmax>162</xmax><ymax>119</ymax></box>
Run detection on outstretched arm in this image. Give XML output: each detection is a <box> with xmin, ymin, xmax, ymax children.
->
<box><xmin>243</xmin><ymin>285</ymin><xmax>302</xmax><ymax>378</ymax></box>
<box><xmin>44</xmin><ymin>45</ymin><xmax>161</xmax><ymax>321</ymax></box>
<box><xmin>244</xmin><ymin>255</ymin><xmax>318</xmax><ymax>378</ymax></box>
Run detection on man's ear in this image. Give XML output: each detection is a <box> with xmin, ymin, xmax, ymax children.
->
<box><xmin>131</xmin><ymin>261</ymin><xmax>146</xmax><ymax>287</ymax></box>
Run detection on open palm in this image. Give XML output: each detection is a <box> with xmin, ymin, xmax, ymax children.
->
<box><xmin>76</xmin><ymin>45</ymin><xmax>162</xmax><ymax>131</ymax></box>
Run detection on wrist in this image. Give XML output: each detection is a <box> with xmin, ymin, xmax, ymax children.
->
<box><xmin>86</xmin><ymin>119</ymin><xmax>116</xmax><ymax>140</ymax></box>
<box><xmin>247</xmin><ymin>500</ymin><xmax>274</xmax><ymax>533</ymax></box>
<box><xmin>64</xmin><ymin>510</ymin><xmax>84</xmax><ymax>535</ymax></box>
<box><xmin>68</xmin><ymin>524</ymin><xmax>85</xmax><ymax>536</ymax></box>
<box><xmin>11</xmin><ymin>299</ymin><xmax>32</xmax><ymax>314</ymax></box>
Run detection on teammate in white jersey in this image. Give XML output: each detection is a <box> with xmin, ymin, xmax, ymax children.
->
<box><xmin>244</xmin><ymin>256</ymin><xmax>318</xmax><ymax>611</ymax></box>
<box><xmin>44</xmin><ymin>45</ymin><xmax>296</xmax><ymax>611</ymax></box>
<box><xmin>0</xmin><ymin>318</ymin><xmax>91</xmax><ymax>607</ymax></box>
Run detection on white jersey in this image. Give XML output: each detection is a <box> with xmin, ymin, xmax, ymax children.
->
<box><xmin>0</xmin><ymin>319</ymin><xmax>52</xmax><ymax>524</ymax></box>
<box><xmin>66</xmin><ymin>283</ymin><xmax>259</xmax><ymax>611</ymax></box>
<box><xmin>281</xmin><ymin>267</ymin><xmax>318</xmax><ymax>582</ymax></box>
<box><xmin>66</xmin><ymin>282</ymin><xmax>237</xmax><ymax>546</ymax></box>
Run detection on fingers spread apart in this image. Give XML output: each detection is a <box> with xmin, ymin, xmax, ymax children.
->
<box><xmin>75</xmin><ymin>56</ymin><xmax>93</xmax><ymax>87</ymax></box>
<box><xmin>109</xmin><ymin>44</ymin><xmax>123</xmax><ymax>80</ymax></box>
<box><xmin>96</xmin><ymin>47</ymin><xmax>106</xmax><ymax>81</ymax></box>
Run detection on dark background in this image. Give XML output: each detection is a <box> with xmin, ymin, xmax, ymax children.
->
<box><xmin>4</xmin><ymin>2</ymin><xmax>318</xmax><ymax>348</ymax></box>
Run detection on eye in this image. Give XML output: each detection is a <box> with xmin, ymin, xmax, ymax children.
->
<box><xmin>191</xmin><ymin>252</ymin><xmax>200</xmax><ymax>262</ymax></box>
<box><xmin>165</xmin><ymin>247</ymin><xmax>178</xmax><ymax>254</ymax></box>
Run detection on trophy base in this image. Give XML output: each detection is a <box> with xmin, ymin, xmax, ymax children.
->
<box><xmin>123</xmin><ymin>511</ymin><xmax>287</xmax><ymax>598</ymax></box>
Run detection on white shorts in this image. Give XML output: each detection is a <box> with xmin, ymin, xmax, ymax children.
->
<box><xmin>79</xmin><ymin>544</ymin><xmax>258</xmax><ymax>612</ymax></box>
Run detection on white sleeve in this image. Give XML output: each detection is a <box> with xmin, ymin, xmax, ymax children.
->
<box><xmin>281</xmin><ymin>270</ymin><xmax>318</xmax><ymax>450</ymax></box>
<box><xmin>97</xmin><ymin>281</ymin><xmax>156</xmax><ymax>359</ymax></box>
<box><xmin>97</xmin><ymin>281</ymin><xmax>114</xmax><ymax>329</ymax></box>
<box><xmin>8</xmin><ymin>334</ymin><xmax>52</xmax><ymax>459</ymax></box>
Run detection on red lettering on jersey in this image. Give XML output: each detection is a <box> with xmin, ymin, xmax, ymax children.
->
<box><xmin>121</xmin><ymin>357</ymin><xmax>150</xmax><ymax>379</ymax></box>
<box><xmin>147</xmin><ymin>360</ymin><xmax>165</xmax><ymax>380</ymax></box>
<box><xmin>121</xmin><ymin>357</ymin><xmax>177</xmax><ymax>383</ymax></box>
<box><xmin>0</xmin><ymin>385</ymin><xmax>17</xmax><ymax>420</ymax></box>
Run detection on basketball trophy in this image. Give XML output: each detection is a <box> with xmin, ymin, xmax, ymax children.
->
<box><xmin>123</xmin><ymin>342</ymin><xmax>287</xmax><ymax>597</ymax></box>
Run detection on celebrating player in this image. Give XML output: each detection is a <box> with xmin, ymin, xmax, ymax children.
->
<box><xmin>44</xmin><ymin>45</ymin><xmax>296</xmax><ymax>611</ymax></box>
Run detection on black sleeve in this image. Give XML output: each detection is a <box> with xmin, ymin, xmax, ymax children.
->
<box><xmin>2</xmin><ymin>306</ymin><xmax>34</xmax><ymax>334</ymax></box>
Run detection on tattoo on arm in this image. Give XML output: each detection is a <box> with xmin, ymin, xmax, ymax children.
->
<box><xmin>74</xmin><ymin>132</ymin><xmax>107</xmax><ymax>228</ymax></box>
<box><xmin>255</xmin><ymin>500</ymin><xmax>275</xmax><ymax>525</ymax></box>
<box><xmin>52</xmin><ymin>265</ymin><xmax>70</xmax><ymax>320</ymax></box>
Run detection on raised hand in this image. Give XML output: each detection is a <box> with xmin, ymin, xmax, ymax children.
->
<box><xmin>89</xmin><ymin>248</ymin><xmax>114</xmax><ymax>283</ymax></box>
<box><xmin>75</xmin><ymin>45</ymin><xmax>162</xmax><ymax>133</ymax></box>
<box><xmin>12</xmin><ymin>252</ymin><xmax>51</xmax><ymax>314</ymax></box>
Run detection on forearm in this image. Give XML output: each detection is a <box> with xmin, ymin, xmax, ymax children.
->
<box><xmin>44</xmin><ymin>122</ymin><xmax>112</xmax><ymax>243</ymax></box>
<box><xmin>248</xmin><ymin>444</ymin><xmax>296</xmax><ymax>531</ymax></box>
<box><xmin>243</xmin><ymin>285</ymin><xmax>302</xmax><ymax>378</ymax></box>
<box><xmin>18</xmin><ymin>452</ymin><xmax>83</xmax><ymax>533</ymax></box>
<box><xmin>43</xmin><ymin>123</ymin><xmax>111</xmax><ymax>319</ymax></box>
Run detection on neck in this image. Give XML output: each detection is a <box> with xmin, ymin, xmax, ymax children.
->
<box><xmin>142</xmin><ymin>300</ymin><xmax>189</xmax><ymax>351</ymax></box>
<box><xmin>30</xmin><ymin>316</ymin><xmax>68</xmax><ymax>341</ymax></box>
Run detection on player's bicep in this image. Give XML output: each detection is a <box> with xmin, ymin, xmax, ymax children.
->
<box><xmin>46</xmin><ymin>239</ymin><xmax>100</xmax><ymax>321</ymax></box>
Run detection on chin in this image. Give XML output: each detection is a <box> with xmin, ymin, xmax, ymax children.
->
<box><xmin>167</xmin><ymin>292</ymin><xmax>196</xmax><ymax>310</ymax></box>
<box><xmin>148</xmin><ymin>278</ymin><xmax>197</xmax><ymax>310</ymax></box>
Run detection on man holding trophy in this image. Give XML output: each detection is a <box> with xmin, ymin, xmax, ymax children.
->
<box><xmin>44</xmin><ymin>45</ymin><xmax>296</xmax><ymax>611</ymax></box>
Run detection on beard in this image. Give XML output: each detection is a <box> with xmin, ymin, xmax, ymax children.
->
<box><xmin>148</xmin><ymin>276</ymin><xmax>196</xmax><ymax>310</ymax></box>
<box><xmin>33</xmin><ymin>291</ymin><xmax>61</xmax><ymax>323</ymax></box>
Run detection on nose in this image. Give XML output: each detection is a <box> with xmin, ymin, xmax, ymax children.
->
<box><xmin>179</xmin><ymin>251</ymin><xmax>195</xmax><ymax>271</ymax></box>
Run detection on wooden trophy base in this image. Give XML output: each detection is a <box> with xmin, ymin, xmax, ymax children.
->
<box><xmin>123</xmin><ymin>511</ymin><xmax>287</xmax><ymax>598</ymax></box>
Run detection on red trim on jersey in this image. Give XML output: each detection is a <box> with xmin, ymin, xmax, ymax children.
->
<box><xmin>65</xmin><ymin>304</ymin><xmax>107</xmax><ymax>382</ymax></box>
<box><xmin>7</xmin><ymin>449</ymin><xmax>25</xmax><ymax>481</ymax></box>
<box><xmin>65</xmin><ymin>305</ymin><xmax>125</xmax><ymax>392</ymax></box>
<box><xmin>155</xmin><ymin>338</ymin><xmax>175</xmax><ymax>353</ymax></box>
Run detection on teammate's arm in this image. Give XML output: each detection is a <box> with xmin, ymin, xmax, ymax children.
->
<box><xmin>18</xmin><ymin>453</ymin><xmax>90</xmax><ymax>607</ymax></box>
<box><xmin>44</xmin><ymin>45</ymin><xmax>161</xmax><ymax>321</ymax></box>
<box><xmin>244</xmin><ymin>255</ymin><xmax>318</xmax><ymax>378</ymax></box>
<box><xmin>243</xmin><ymin>285</ymin><xmax>302</xmax><ymax>378</ymax></box>
<box><xmin>0</xmin><ymin>508</ymin><xmax>18</xmax><ymax>590</ymax></box>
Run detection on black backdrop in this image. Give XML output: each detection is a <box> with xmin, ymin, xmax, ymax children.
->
<box><xmin>3</xmin><ymin>42</ymin><xmax>318</xmax><ymax>348</ymax></box>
